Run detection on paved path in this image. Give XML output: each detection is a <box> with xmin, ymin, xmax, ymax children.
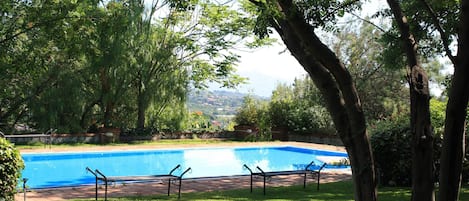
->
<box><xmin>15</xmin><ymin>142</ymin><xmax>351</xmax><ymax>201</ymax></box>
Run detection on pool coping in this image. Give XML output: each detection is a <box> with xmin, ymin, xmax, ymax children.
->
<box><xmin>15</xmin><ymin>142</ymin><xmax>350</xmax><ymax>201</ymax></box>
<box><xmin>18</xmin><ymin>141</ymin><xmax>346</xmax><ymax>154</ymax></box>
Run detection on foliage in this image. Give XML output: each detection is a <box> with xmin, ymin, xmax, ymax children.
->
<box><xmin>430</xmin><ymin>99</ymin><xmax>447</xmax><ymax>136</ymax></box>
<box><xmin>0</xmin><ymin>0</ymin><xmax>264</xmax><ymax>133</ymax></box>
<box><xmin>370</xmin><ymin>114</ymin><xmax>412</xmax><ymax>186</ymax></box>
<box><xmin>233</xmin><ymin>94</ymin><xmax>271</xmax><ymax>141</ymax></box>
<box><xmin>186</xmin><ymin>111</ymin><xmax>213</xmax><ymax>132</ymax></box>
<box><xmin>378</xmin><ymin>0</ymin><xmax>460</xmax><ymax>70</ymax></box>
<box><xmin>332</xmin><ymin>20</ymin><xmax>409</xmax><ymax>123</ymax></box>
<box><xmin>370</xmin><ymin>105</ymin><xmax>469</xmax><ymax>186</ymax></box>
<box><xmin>120</xmin><ymin>127</ymin><xmax>156</xmax><ymax>137</ymax></box>
<box><xmin>255</xmin><ymin>103</ymin><xmax>272</xmax><ymax>141</ymax></box>
<box><xmin>287</xmin><ymin>105</ymin><xmax>334</xmax><ymax>134</ymax></box>
<box><xmin>435</xmin><ymin>101</ymin><xmax>469</xmax><ymax>184</ymax></box>
<box><xmin>246</xmin><ymin>0</ymin><xmax>362</xmax><ymax>38</ymax></box>
<box><xmin>234</xmin><ymin>94</ymin><xmax>262</xmax><ymax>126</ymax></box>
<box><xmin>269</xmin><ymin>76</ymin><xmax>334</xmax><ymax>135</ymax></box>
<box><xmin>269</xmin><ymin>83</ymin><xmax>293</xmax><ymax>128</ymax></box>
<box><xmin>0</xmin><ymin>138</ymin><xmax>25</xmax><ymax>200</ymax></box>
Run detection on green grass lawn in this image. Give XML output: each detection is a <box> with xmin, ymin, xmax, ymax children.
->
<box><xmin>71</xmin><ymin>181</ymin><xmax>469</xmax><ymax>201</ymax></box>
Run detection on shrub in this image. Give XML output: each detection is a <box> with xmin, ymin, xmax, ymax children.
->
<box><xmin>370</xmin><ymin>116</ymin><xmax>412</xmax><ymax>186</ymax></box>
<box><xmin>0</xmin><ymin>138</ymin><xmax>25</xmax><ymax>200</ymax></box>
<box><xmin>234</xmin><ymin>95</ymin><xmax>272</xmax><ymax>141</ymax></box>
<box><xmin>286</xmin><ymin>105</ymin><xmax>334</xmax><ymax>135</ymax></box>
<box><xmin>269</xmin><ymin>77</ymin><xmax>334</xmax><ymax>135</ymax></box>
<box><xmin>269</xmin><ymin>100</ymin><xmax>291</xmax><ymax>128</ymax></box>
<box><xmin>234</xmin><ymin>95</ymin><xmax>261</xmax><ymax>126</ymax></box>
<box><xmin>370</xmin><ymin>112</ymin><xmax>469</xmax><ymax>186</ymax></box>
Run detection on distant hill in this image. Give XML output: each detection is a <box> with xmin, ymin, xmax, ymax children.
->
<box><xmin>187</xmin><ymin>90</ymin><xmax>266</xmax><ymax>119</ymax></box>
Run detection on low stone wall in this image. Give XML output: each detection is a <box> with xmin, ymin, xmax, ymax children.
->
<box><xmin>120</xmin><ymin>131</ymin><xmax>234</xmax><ymax>142</ymax></box>
<box><xmin>270</xmin><ymin>127</ymin><xmax>342</xmax><ymax>146</ymax></box>
<box><xmin>6</xmin><ymin>131</ymin><xmax>235</xmax><ymax>144</ymax></box>
<box><xmin>6</xmin><ymin>130</ymin><xmax>342</xmax><ymax>146</ymax></box>
<box><xmin>5</xmin><ymin>133</ymin><xmax>101</xmax><ymax>144</ymax></box>
<box><xmin>51</xmin><ymin>133</ymin><xmax>100</xmax><ymax>144</ymax></box>
<box><xmin>288</xmin><ymin>134</ymin><xmax>343</xmax><ymax>146</ymax></box>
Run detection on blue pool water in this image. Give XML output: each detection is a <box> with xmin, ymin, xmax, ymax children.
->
<box><xmin>21</xmin><ymin>146</ymin><xmax>348</xmax><ymax>189</ymax></box>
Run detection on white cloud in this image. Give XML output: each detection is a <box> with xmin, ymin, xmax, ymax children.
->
<box><xmin>236</xmin><ymin>44</ymin><xmax>306</xmax><ymax>83</ymax></box>
<box><xmin>210</xmin><ymin>40</ymin><xmax>306</xmax><ymax>97</ymax></box>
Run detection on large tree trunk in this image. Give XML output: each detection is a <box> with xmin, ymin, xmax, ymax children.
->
<box><xmin>136</xmin><ymin>81</ymin><xmax>146</xmax><ymax>129</ymax></box>
<box><xmin>263</xmin><ymin>1</ymin><xmax>377</xmax><ymax>200</ymax></box>
<box><xmin>439</xmin><ymin>1</ymin><xmax>469</xmax><ymax>200</ymax></box>
<box><xmin>99</xmin><ymin>67</ymin><xmax>114</xmax><ymax>128</ymax></box>
<box><xmin>409</xmin><ymin>66</ymin><xmax>434</xmax><ymax>201</ymax></box>
<box><xmin>386</xmin><ymin>1</ymin><xmax>435</xmax><ymax>200</ymax></box>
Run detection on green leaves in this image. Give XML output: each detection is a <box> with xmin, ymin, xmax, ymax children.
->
<box><xmin>0</xmin><ymin>0</ymin><xmax>264</xmax><ymax>132</ymax></box>
<box><xmin>0</xmin><ymin>138</ymin><xmax>24</xmax><ymax>200</ymax></box>
<box><xmin>379</xmin><ymin>0</ymin><xmax>460</xmax><ymax>66</ymax></box>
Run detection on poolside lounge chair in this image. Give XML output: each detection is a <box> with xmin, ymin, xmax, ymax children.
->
<box><xmin>86</xmin><ymin>164</ymin><xmax>191</xmax><ymax>200</ymax></box>
<box><xmin>243</xmin><ymin>161</ymin><xmax>327</xmax><ymax>195</ymax></box>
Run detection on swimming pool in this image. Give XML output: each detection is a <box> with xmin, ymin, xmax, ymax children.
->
<box><xmin>21</xmin><ymin>146</ymin><xmax>348</xmax><ymax>189</ymax></box>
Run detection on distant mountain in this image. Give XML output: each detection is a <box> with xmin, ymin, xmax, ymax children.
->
<box><xmin>187</xmin><ymin>90</ymin><xmax>244</xmax><ymax>117</ymax></box>
<box><xmin>187</xmin><ymin>90</ymin><xmax>267</xmax><ymax>119</ymax></box>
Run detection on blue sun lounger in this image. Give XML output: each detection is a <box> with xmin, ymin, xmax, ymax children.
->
<box><xmin>86</xmin><ymin>164</ymin><xmax>191</xmax><ymax>200</ymax></box>
<box><xmin>243</xmin><ymin>161</ymin><xmax>327</xmax><ymax>195</ymax></box>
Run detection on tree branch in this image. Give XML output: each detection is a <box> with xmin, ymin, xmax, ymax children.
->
<box><xmin>349</xmin><ymin>12</ymin><xmax>394</xmax><ymax>36</ymax></box>
<box><xmin>386</xmin><ymin>0</ymin><xmax>420</xmax><ymax>68</ymax></box>
<box><xmin>418</xmin><ymin>0</ymin><xmax>456</xmax><ymax>65</ymax></box>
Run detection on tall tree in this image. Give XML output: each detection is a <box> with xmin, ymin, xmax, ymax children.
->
<box><xmin>246</xmin><ymin>0</ymin><xmax>377</xmax><ymax>200</ymax></box>
<box><xmin>129</xmin><ymin>0</ymin><xmax>257</xmax><ymax>130</ymax></box>
<box><xmin>385</xmin><ymin>1</ymin><xmax>434</xmax><ymax>200</ymax></box>
<box><xmin>380</xmin><ymin>0</ymin><xmax>467</xmax><ymax>199</ymax></box>
<box><xmin>0</xmin><ymin>0</ymin><xmax>97</xmax><ymax>132</ymax></box>
<box><xmin>1</xmin><ymin>0</ymin><xmax>261</xmax><ymax>132</ymax></box>
<box><xmin>332</xmin><ymin>20</ymin><xmax>409</xmax><ymax>122</ymax></box>
<box><xmin>439</xmin><ymin>0</ymin><xmax>469</xmax><ymax>200</ymax></box>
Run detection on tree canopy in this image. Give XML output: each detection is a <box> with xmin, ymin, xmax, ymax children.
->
<box><xmin>0</xmin><ymin>0</ymin><xmax>264</xmax><ymax>133</ymax></box>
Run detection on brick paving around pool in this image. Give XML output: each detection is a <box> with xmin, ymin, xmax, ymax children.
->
<box><xmin>15</xmin><ymin>142</ymin><xmax>351</xmax><ymax>201</ymax></box>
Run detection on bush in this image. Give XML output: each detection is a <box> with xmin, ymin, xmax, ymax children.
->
<box><xmin>269</xmin><ymin>100</ymin><xmax>291</xmax><ymax>128</ymax></box>
<box><xmin>0</xmin><ymin>138</ymin><xmax>25</xmax><ymax>200</ymax></box>
<box><xmin>234</xmin><ymin>95</ymin><xmax>272</xmax><ymax>141</ymax></box>
<box><xmin>234</xmin><ymin>95</ymin><xmax>261</xmax><ymax>126</ymax></box>
<box><xmin>370</xmin><ymin>113</ymin><xmax>469</xmax><ymax>186</ymax></box>
<box><xmin>286</xmin><ymin>104</ymin><xmax>334</xmax><ymax>135</ymax></box>
<box><xmin>370</xmin><ymin>116</ymin><xmax>412</xmax><ymax>186</ymax></box>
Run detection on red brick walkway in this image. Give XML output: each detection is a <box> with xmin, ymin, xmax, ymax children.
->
<box><xmin>16</xmin><ymin>171</ymin><xmax>351</xmax><ymax>200</ymax></box>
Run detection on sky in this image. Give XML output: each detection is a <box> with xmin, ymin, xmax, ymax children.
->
<box><xmin>209</xmin><ymin>40</ymin><xmax>307</xmax><ymax>97</ymax></box>
<box><xmin>209</xmin><ymin>1</ymin><xmax>388</xmax><ymax>97</ymax></box>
